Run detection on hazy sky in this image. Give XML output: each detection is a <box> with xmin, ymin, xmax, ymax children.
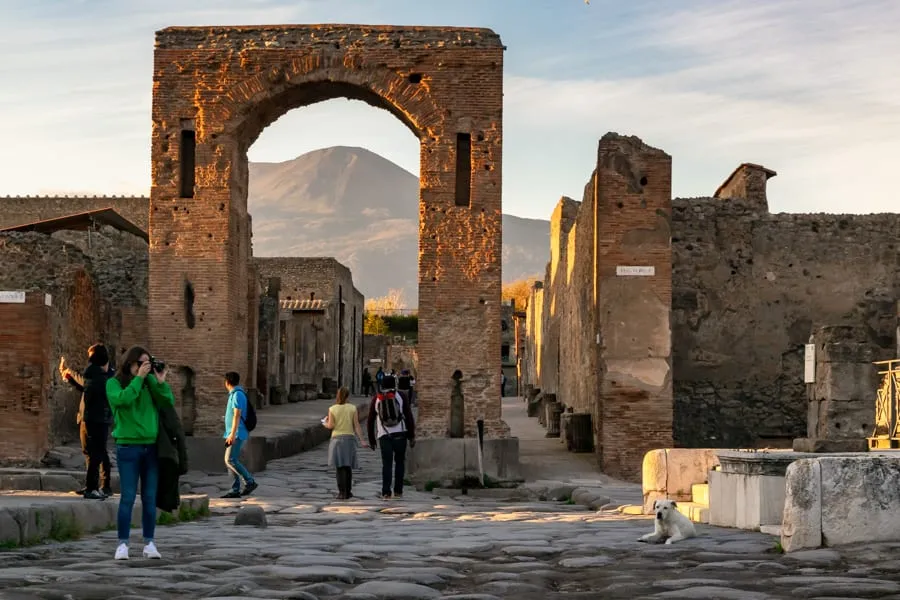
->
<box><xmin>2</xmin><ymin>0</ymin><xmax>898</xmax><ymax>220</ymax></box>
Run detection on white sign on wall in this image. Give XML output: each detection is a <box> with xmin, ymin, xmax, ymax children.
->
<box><xmin>616</xmin><ymin>266</ymin><xmax>655</xmax><ymax>277</ymax></box>
<box><xmin>0</xmin><ymin>291</ymin><xmax>25</xmax><ymax>303</ymax></box>
<box><xmin>44</xmin><ymin>294</ymin><xmax>52</xmax><ymax>307</ymax></box>
<box><xmin>804</xmin><ymin>343</ymin><xmax>816</xmax><ymax>384</ymax></box>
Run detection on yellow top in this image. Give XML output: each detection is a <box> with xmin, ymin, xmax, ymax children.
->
<box><xmin>329</xmin><ymin>403</ymin><xmax>357</xmax><ymax>437</ymax></box>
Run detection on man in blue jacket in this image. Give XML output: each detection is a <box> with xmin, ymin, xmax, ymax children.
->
<box><xmin>222</xmin><ymin>372</ymin><xmax>258</xmax><ymax>499</ymax></box>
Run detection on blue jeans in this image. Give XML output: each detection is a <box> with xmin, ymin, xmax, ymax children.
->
<box><xmin>116</xmin><ymin>444</ymin><xmax>158</xmax><ymax>544</ymax></box>
<box><xmin>225</xmin><ymin>437</ymin><xmax>255</xmax><ymax>493</ymax></box>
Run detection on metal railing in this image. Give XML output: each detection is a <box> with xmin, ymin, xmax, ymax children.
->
<box><xmin>868</xmin><ymin>359</ymin><xmax>900</xmax><ymax>450</ymax></box>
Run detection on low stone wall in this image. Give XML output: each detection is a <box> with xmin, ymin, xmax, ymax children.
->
<box><xmin>641</xmin><ymin>448</ymin><xmax>720</xmax><ymax>513</ymax></box>
<box><xmin>0</xmin><ymin>493</ymin><xmax>208</xmax><ymax>548</ymax></box>
<box><xmin>186</xmin><ymin>399</ymin><xmax>370</xmax><ymax>474</ymax></box>
<box><xmin>782</xmin><ymin>455</ymin><xmax>900</xmax><ymax>552</ymax></box>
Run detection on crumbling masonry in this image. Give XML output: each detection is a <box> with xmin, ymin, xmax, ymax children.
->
<box><xmin>523</xmin><ymin>135</ymin><xmax>900</xmax><ymax>481</ymax></box>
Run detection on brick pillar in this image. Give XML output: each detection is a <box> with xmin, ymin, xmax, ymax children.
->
<box><xmin>594</xmin><ymin>133</ymin><xmax>673</xmax><ymax>481</ymax></box>
<box><xmin>0</xmin><ymin>292</ymin><xmax>51</xmax><ymax>463</ymax></box>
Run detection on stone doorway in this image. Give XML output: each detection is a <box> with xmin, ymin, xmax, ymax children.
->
<box><xmin>148</xmin><ymin>25</ymin><xmax>507</xmax><ymax>441</ymax></box>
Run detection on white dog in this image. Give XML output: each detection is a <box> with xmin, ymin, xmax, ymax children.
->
<box><xmin>638</xmin><ymin>499</ymin><xmax>697</xmax><ymax>545</ymax></box>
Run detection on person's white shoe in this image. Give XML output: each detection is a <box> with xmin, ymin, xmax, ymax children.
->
<box><xmin>142</xmin><ymin>541</ymin><xmax>162</xmax><ymax>559</ymax></box>
<box><xmin>114</xmin><ymin>543</ymin><xmax>129</xmax><ymax>560</ymax></box>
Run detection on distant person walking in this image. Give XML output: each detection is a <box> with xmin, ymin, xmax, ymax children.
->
<box><xmin>106</xmin><ymin>345</ymin><xmax>173</xmax><ymax>561</ymax></box>
<box><xmin>368</xmin><ymin>374</ymin><xmax>416</xmax><ymax>500</ymax></box>
<box><xmin>362</xmin><ymin>368</ymin><xmax>373</xmax><ymax>396</ymax></box>
<box><xmin>375</xmin><ymin>367</ymin><xmax>385</xmax><ymax>392</ymax></box>
<box><xmin>324</xmin><ymin>386</ymin><xmax>367</xmax><ymax>499</ymax></box>
<box><xmin>222</xmin><ymin>372</ymin><xmax>259</xmax><ymax>499</ymax></box>
<box><xmin>501</xmin><ymin>372</ymin><xmax>507</xmax><ymax>397</ymax></box>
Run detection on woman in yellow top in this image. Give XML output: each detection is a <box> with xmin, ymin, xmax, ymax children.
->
<box><xmin>324</xmin><ymin>386</ymin><xmax>367</xmax><ymax>499</ymax></box>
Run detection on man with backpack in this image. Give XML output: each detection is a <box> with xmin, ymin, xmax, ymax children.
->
<box><xmin>367</xmin><ymin>374</ymin><xmax>416</xmax><ymax>500</ymax></box>
<box><xmin>222</xmin><ymin>371</ymin><xmax>258</xmax><ymax>499</ymax></box>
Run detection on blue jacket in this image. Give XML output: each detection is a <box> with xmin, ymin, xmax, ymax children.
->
<box><xmin>224</xmin><ymin>386</ymin><xmax>250</xmax><ymax>440</ymax></box>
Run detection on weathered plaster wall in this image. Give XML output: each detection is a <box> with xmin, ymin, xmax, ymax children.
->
<box><xmin>671</xmin><ymin>197</ymin><xmax>900</xmax><ymax>447</ymax></box>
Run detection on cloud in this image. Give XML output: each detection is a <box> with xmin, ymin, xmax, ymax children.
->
<box><xmin>502</xmin><ymin>0</ymin><xmax>900</xmax><ymax>216</ymax></box>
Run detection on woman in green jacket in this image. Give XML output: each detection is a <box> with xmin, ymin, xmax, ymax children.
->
<box><xmin>106</xmin><ymin>345</ymin><xmax>174</xmax><ymax>561</ymax></box>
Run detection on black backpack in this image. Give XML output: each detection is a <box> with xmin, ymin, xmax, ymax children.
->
<box><xmin>241</xmin><ymin>396</ymin><xmax>258</xmax><ymax>432</ymax></box>
<box><xmin>376</xmin><ymin>390</ymin><xmax>403</xmax><ymax>428</ymax></box>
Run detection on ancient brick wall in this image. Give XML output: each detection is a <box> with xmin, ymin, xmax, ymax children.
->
<box><xmin>522</xmin><ymin>138</ymin><xmax>900</xmax><ymax>477</ymax></box>
<box><xmin>0</xmin><ymin>233</ymin><xmax>105</xmax><ymax>445</ymax></box>
<box><xmin>51</xmin><ymin>226</ymin><xmax>149</xmax><ymax>361</ymax></box>
<box><xmin>151</xmin><ymin>25</ymin><xmax>505</xmax><ymax>437</ymax></box>
<box><xmin>0</xmin><ymin>293</ymin><xmax>52</xmax><ymax>464</ymax></box>
<box><xmin>556</xmin><ymin>175</ymin><xmax>599</xmax><ymax>446</ymax></box>
<box><xmin>540</xmin><ymin>197</ymin><xmax>580</xmax><ymax>398</ymax></box>
<box><xmin>0</xmin><ymin>196</ymin><xmax>149</xmax><ymax>231</ymax></box>
<box><xmin>671</xmin><ymin>197</ymin><xmax>900</xmax><ymax>448</ymax></box>
<box><xmin>523</xmin><ymin>133</ymin><xmax>675</xmax><ymax>481</ymax></box>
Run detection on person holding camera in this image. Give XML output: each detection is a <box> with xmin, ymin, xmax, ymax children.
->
<box><xmin>106</xmin><ymin>346</ymin><xmax>174</xmax><ymax>561</ymax></box>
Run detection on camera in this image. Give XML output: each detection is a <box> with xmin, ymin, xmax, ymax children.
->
<box><xmin>149</xmin><ymin>356</ymin><xmax>166</xmax><ymax>373</ymax></box>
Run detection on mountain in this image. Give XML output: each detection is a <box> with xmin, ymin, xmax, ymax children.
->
<box><xmin>249</xmin><ymin>146</ymin><xmax>549</xmax><ymax>304</ymax></box>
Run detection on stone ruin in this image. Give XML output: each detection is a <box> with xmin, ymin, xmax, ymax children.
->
<box><xmin>521</xmin><ymin>133</ymin><xmax>900</xmax><ymax>481</ymax></box>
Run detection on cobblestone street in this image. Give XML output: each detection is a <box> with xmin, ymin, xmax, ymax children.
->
<box><xmin>3</xmin><ymin>404</ymin><xmax>900</xmax><ymax>599</ymax></box>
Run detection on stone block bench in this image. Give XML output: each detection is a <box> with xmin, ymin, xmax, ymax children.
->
<box><xmin>641</xmin><ymin>448</ymin><xmax>719</xmax><ymax>522</ymax></box>
<box><xmin>0</xmin><ymin>493</ymin><xmax>209</xmax><ymax>549</ymax></box>
<box><xmin>782</xmin><ymin>455</ymin><xmax>900</xmax><ymax>552</ymax></box>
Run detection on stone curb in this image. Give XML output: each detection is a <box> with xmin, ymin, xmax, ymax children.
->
<box><xmin>264</xmin><ymin>400</ymin><xmax>371</xmax><ymax>463</ymax></box>
<box><xmin>0</xmin><ymin>469</ymin><xmax>121</xmax><ymax>494</ymax></box>
<box><xmin>0</xmin><ymin>493</ymin><xmax>209</xmax><ymax>549</ymax></box>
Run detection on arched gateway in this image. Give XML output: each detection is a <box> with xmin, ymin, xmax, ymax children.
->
<box><xmin>149</xmin><ymin>25</ymin><xmax>515</xmax><ymax>476</ymax></box>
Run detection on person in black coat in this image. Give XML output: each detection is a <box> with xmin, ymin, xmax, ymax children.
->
<box><xmin>60</xmin><ymin>344</ymin><xmax>114</xmax><ymax>499</ymax></box>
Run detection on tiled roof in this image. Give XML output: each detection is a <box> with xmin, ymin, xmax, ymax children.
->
<box><xmin>280</xmin><ymin>298</ymin><xmax>330</xmax><ymax>311</ymax></box>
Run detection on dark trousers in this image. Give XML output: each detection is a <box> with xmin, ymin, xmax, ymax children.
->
<box><xmin>80</xmin><ymin>421</ymin><xmax>111</xmax><ymax>492</ymax></box>
<box><xmin>379</xmin><ymin>433</ymin><xmax>408</xmax><ymax>496</ymax></box>
<box><xmin>336</xmin><ymin>466</ymin><xmax>353</xmax><ymax>499</ymax></box>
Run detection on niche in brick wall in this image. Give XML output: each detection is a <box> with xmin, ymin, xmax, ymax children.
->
<box><xmin>179</xmin><ymin>126</ymin><xmax>196</xmax><ymax>199</ymax></box>
<box><xmin>184</xmin><ymin>280</ymin><xmax>196</xmax><ymax>329</ymax></box>
<box><xmin>455</xmin><ymin>133</ymin><xmax>472</xmax><ymax>207</ymax></box>
<box><xmin>178</xmin><ymin>366</ymin><xmax>196</xmax><ymax>436</ymax></box>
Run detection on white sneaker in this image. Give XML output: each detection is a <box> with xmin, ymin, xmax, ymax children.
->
<box><xmin>142</xmin><ymin>541</ymin><xmax>161</xmax><ymax>559</ymax></box>
<box><xmin>114</xmin><ymin>543</ymin><xmax>129</xmax><ymax>560</ymax></box>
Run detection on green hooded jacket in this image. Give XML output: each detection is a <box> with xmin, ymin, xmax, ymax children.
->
<box><xmin>106</xmin><ymin>373</ymin><xmax>175</xmax><ymax>445</ymax></box>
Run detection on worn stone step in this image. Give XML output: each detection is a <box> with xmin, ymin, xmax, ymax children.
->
<box><xmin>692</xmin><ymin>482</ymin><xmax>709</xmax><ymax>506</ymax></box>
<box><xmin>676</xmin><ymin>501</ymin><xmax>709</xmax><ymax>524</ymax></box>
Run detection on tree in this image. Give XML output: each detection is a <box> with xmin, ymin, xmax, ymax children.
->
<box><xmin>365</xmin><ymin>288</ymin><xmax>408</xmax><ymax>314</ymax></box>
<box><xmin>502</xmin><ymin>276</ymin><xmax>540</xmax><ymax>310</ymax></box>
<box><xmin>364</xmin><ymin>312</ymin><xmax>389</xmax><ymax>335</ymax></box>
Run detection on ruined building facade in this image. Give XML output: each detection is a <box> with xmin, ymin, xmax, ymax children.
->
<box><xmin>255</xmin><ymin>257</ymin><xmax>365</xmax><ymax>398</ymax></box>
<box><xmin>523</xmin><ymin>135</ymin><xmax>900</xmax><ymax>481</ymax></box>
<box><xmin>0</xmin><ymin>197</ymin><xmax>366</xmax><ymax>461</ymax></box>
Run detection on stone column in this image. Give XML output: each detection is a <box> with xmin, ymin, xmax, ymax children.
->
<box><xmin>793</xmin><ymin>325</ymin><xmax>875</xmax><ymax>452</ymax></box>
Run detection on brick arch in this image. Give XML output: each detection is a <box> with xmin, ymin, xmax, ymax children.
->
<box><xmin>150</xmin><ymin>25</ymin><xmax>508</xmax><ymax>455</ymax></box>
<box><xmin>216</xmin><ymin>58</ymin><xmax>442</xmax><ymax>149</ymax></box>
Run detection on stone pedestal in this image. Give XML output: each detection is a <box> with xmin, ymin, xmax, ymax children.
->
<box><xmin>708</xmin><ymin>450</ymin><xmax>796</xmax><ymax>530</ymax></box>
<box><xmin>407</xmin><ymin>438</ymin><xmax>522</xmax><ymax>483</ymax></box>
<box><xmin>544</xmin><ymin>401</ymin><xmax>562</xmax><ymax>438</ymax></box>
<box><xmin>794</xmin><ymin>325</ymin><xmax>879</xmax><ymax>453</ymax></box>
